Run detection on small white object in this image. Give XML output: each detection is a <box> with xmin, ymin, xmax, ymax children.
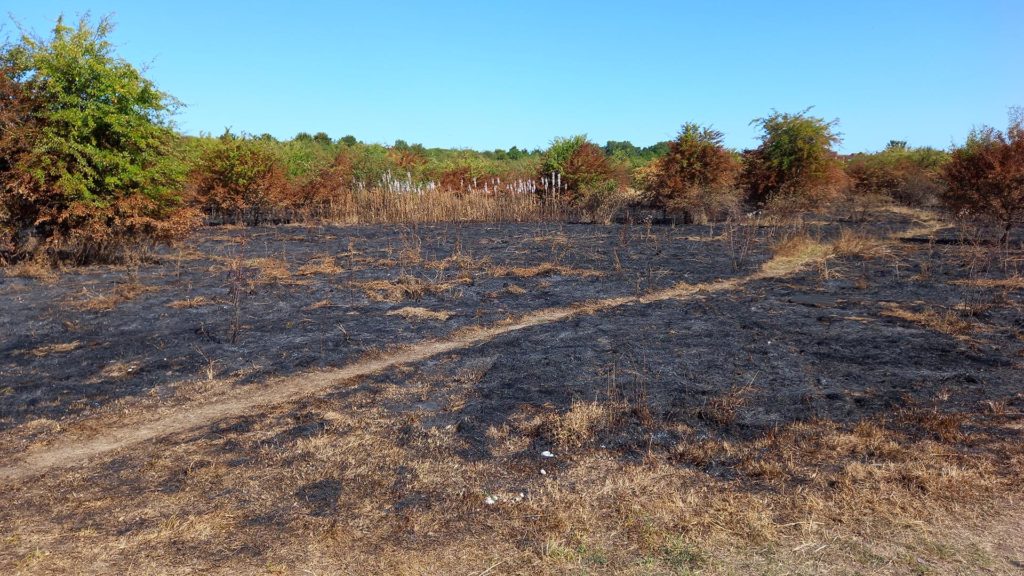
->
<box><xmin>484</xmin><ymin>495</ymin><xmax>497</xmax><ymax>506</ymax></box>
<box><xmin>540</xmin><ymin>450</ymin><xmax>554</xmax><ymax>458</ymax></box>
<box><xmin>540</xmin><ymin>469</ymin><xmax>547</xmax><ymax>475</ymax></box>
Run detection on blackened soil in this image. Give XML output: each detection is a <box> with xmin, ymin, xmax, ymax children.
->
<box><xmin>0</xmin><ymin>222</ymin><xmax>769</xmax><ymax>433</ymax></box>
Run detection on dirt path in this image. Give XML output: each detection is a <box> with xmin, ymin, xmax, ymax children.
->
<box><xmin>0</xmin><ymin>217</ymin><xmax>945</xmax><ymax>482</ymax></box>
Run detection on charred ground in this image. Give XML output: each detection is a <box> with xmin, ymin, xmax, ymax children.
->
<box><xmin>1</xmin><ymin>208</ymin><xmax>1022</xmax><ymax>575</ymax></box>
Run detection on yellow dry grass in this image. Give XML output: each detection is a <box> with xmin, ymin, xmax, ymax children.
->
<box><xmin>386</xmin><ymin>306</ymin><xmax>453</xmax><ymax>322</ymax></box>
<box><xmin>166</xmin><ymin>296</ymin><xmax>215</xmax><ymax>309</ymax></box>
<box><xmin>880</xmin><ymin>304</ymin><xmax>980</xmax><ymax>341</ymax></box>
<box><xmin>832</xmin><ymin>228</ymin><xmax>892</xmax><ymax>259</ymax></box>
<box><xmin>296</xmin><ymin>255</ymin><xmax>342</xmax><ymax>276</ymax></box>
<box><xmin>70</xmin><ymin>282</ymin><xmax>158</xmax><ymax>312</ymax></box>
<box><xmin>490</xmin><ymin>262</ymin><xmax>602</xmax><ymax>279</ymax></box>
<box><xmin>24</xmin><ymin>340</ymin><xmax>82</xmax><ymax>357</ymax></box>
<box><xmin>951</xmin><ymin>277</ymin><xmax>1024</xmax><ymax>290</ymax></box>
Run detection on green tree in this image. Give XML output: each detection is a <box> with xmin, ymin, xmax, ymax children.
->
<box><xmin>741</xmin><ymin>108</ymin><xmax>844</xmax><ymax>207</ymax></box>
<box><xmin>0</xmin><ymin>15</ymin><xmax>192</xmax><ymax>262</ymax></box>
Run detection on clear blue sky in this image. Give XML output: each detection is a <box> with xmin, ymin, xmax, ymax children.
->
<box><xmin>5</xmin><ymin>1</ymin><xmax>1022</xmax><ymax>152</ymax></box>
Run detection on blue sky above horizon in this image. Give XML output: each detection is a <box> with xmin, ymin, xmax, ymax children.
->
<box><xmin>5</xmin><ymin>1</ymin><xmax>1022</xmax><ymax>153</ymax></box>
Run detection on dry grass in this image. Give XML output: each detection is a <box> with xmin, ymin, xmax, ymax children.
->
<box><xmin>353</xmin><ymin>275</ymin><xmax>468</xmax><ymax>302</ymax></box>
<box><xmin>70</xmin><ymin>281</ymin><xmax>158</xmax><ymax>312</ymax></box>
<box><xmin>952</xmin><ymin>277</ymin><xmax>1024</xmax><ymax>290</ymax></box>
<box><xmin>24</xmin><ymin>340</ymin><xmax>82</xmax><ymax>357</ymax></box>
<box><xmin>881</xmin><ymin>304</ymin><xmax>981</xmax><ymax>341</ymax></box>
<box><xmin>3</xmin><ymin>256</ymin><xmax>58</xmax><ymax>282</ymax></box>
<box><xmin>7</xmin><ymin>388</ymin><xmax>1016</xmax><ymax>575</ymax></box>
<box><xmin>832</xmin><ymin>228</ymin><xmax>892</xmax><ymax>259</ymax></box>
<box><xmin>386</xmin><ymin>306</ymin><xmax>453</xmax><ymax>322</ymax></box>
<box><xmin>166</xmin><ymin>296</ymin><xmax>215</xmax><ymax>309</ymax></box>
<box><xmin>758</xmin><ymin>234</ymin><xmax>834</xmax><ymax>278</ymax></box>
<box><xmin>490</xmin><ymin>262</ymin><xmax>602</xmax><ymax>279</ymax></box>
<box><xmin>296</xmin><ymin>255</ymin><xmax>342</xmax><ymax>276</ymax></box>
<box><xmin>241</xmin><ymin>257</ymin><xmax>293</xmax><ymax>284</ymax></box>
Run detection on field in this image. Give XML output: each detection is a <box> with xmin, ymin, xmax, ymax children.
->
<box><xmin>1</xmin><ymin>208</ymin><xmax>1023</xmax><ymax>575</ymax></box>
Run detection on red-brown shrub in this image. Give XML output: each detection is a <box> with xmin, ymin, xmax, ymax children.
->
<box><xmin>295</xmin><ymin>148</ymin><xmax>356</xmax><ymax>217</ymax></box>
<box><xmin>943</xmin><ymin>116</ymin><xmax>1024</xmax><ymax>244</ymax></box>
<box><xmin>645</xmin><ymin>124</ymin><xmax>741</xmax><ymax>222</ymax></box>
<box><xmin>187</xmin><ymin>133</ymin><xmax>292</xmax><ymax>225</ymax></box>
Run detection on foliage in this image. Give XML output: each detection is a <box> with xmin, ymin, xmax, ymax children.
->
<box><xmin>643</xmin><ymin>123</ymin><xmax>741</xmax><ymax>222</ymax></box>
<box><xmin>846</xmin><ymin>142</ymin><xmax>948</xmax><ymax>206</ymax></box>
<box><xmin>603</xmin><ymin>140</ymin><xmax>671</xmax><ymax>169</ymax></box>
<box><xmin>741</xmin><ymin>108</ymin><xmax>845</xmax><ymax>209</ymax></box>
<box><xmin>296</xmin><ymin>148</ymin><xmax>355</xmax><ymax>216</ymax></box>
<box><xmin>187</xmin><ymin>131</ymin><xmax>290</xmax><ymax>224</ymax></box>
<box><xmin>942</xmin><ymin>111</ymin><xmax>1024</xmax><ymax>243</ymax></box>
<box><xmin>540</xmin><ymin>136</ymin><xmax>624</xmax><ymax>198</ymax></box>
<box><xmin>0</xmin><ymin>16</ymin><xmax>194</xmax><ymax>262</ymax></box>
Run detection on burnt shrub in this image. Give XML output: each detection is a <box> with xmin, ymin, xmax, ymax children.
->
<box><xmin>942</xmin><ymin>112</ymin><xmax>1024</xmax><ymax>244</ymax></box>
<box><xmin>846</xmin><ymin>141</ymin><xmax>948</xmax><ymax>206</ymax></box>
<box><xmin>187</xmin><ymin>132</ymin><xmax>291</xmax><ymax>225</ymax></box>
<box><xmin>741</xmin><ymin>108</ymin><xmax>846</xmax><ymax>211</ymax></box>
<box><xmin>0</xmin><ymin>16</ymin><xmax>195</xmax><ymax>263</ymax></box>
<box><xmin>538</xmin><ymin>135</ymin><xmax>630</xmax><ymax>221</ymax></box>
<box><xmin>643</xmin><ymin>124</ymin><xmax>741</xmax><ymax>223</ymax></box>
<box><xmin>295</xmin><ymin>148</ymin><xmax>356</xmax><ymax>219</ymax></box>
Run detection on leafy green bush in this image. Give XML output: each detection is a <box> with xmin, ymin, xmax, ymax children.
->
<box><xmin>644</xmin><ymin>124</ymin><xmax>741</xmax><ymax>223</ymax></box>
<box><xmin>942</xmin><ymin>112</ymin><xmax>1024</xmax><ymax>244</ymax></box>
<box><xmin>846</xmin><ymin>142</ymin><xmax>948</xmax><ymax>206</ymax></box>
<box><xmin>741</xmin><ymin>108</ymin><xmax>845</xmax><ymax>209</ymax></box>
<box><xmin>0</xmin><ymin>16</ymin><xmax>195</xmax><ymax>262</ymax></box>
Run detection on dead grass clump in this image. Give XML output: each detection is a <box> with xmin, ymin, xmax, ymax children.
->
<box><xmin>166</xmin><ymin>296</ymin><xmax>215</xmax><ymax>309</ymax></box>
<box><xmin>25</xmin><ymin>340</ymin><xmax>82</xmax><ymax>357</ymax></box>
<box><xmin>697</xmin><ymin>384</ymin><xmax>754</xmax><ymax>426</ymax></box>
<box><xmin>759</xmin><ymin>234</ymin><xmax>833</xmax><ymax>277</ymax></box>
<box><xmin>97</xmin><ymin>360</ymin><xmax>140</xmax><ymax>380</ymax></box>
<box><xmin>304</xmin><ymin>298</ymin><xmax>333</xmax><ymax>310</ymax></box>
<box><xmin>242</xmin><ymin>257</ymin><xmax>292</xmax><ymax>284</ymax></box>
<box><xmin>951</xmin><ymin>277</ymin><xmax>1024</xmax><ymax>290</ymax></box>
<box><xmin>491</xmin><ymin>262</ymin><xmax>601</xmax><ymax>279</ymax></box>
<box><xmin>3</xmin><ymin>255</ymin><xmax>58</xmax><ymax>282</ymax></box>
<box><xmin>881</xmin><ymin>304</ymin><xmax>978</xmax><ymax>341</ymax></box>
<box><xmin>386</xmin><ymin>306</ymin><xmax>452</xmax><ymax>322</ymax></box>
<box><xmin>353</xmin><ymin>275</ymin><xmax>462</xmax><ymax>302</ymax></box>
<box><xmin>296</xmin><ymin>255</ymin><xmax>341</xmax><ymax>276</ymax></box>
<box><xmin>902</xmin><ymin>408</ymin><xmax>967</xmax><ymax>443</ymax></box>
<box><xmin>72</xmin><ymin>281</ymin><xmax>158</xmax><ymax>312</ymax></box>
<box><xmin>832</xmin><ymin>228</ymin><xmax>891</xmax><ymax>259</ymax></box>
<box><xmin>537</xmin><ymin>400</ymin><xmax>622</xmax><ymax>450</ymax></box>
